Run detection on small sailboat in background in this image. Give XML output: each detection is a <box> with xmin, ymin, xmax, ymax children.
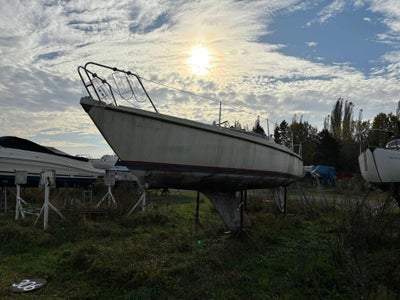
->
<box><xmin>358</xmin><ymin>130</ymin><xmax>400</xmax><ymax>205</ymax></box>
<box><xmin>90</xmin><ymin>154</ymin><xmax>138</xmax><ymax>183</ymax></box>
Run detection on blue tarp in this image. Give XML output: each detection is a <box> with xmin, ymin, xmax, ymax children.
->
<box><xmin>306</xmin><ymin>165</ymin><xmax>336</xmax><ymax>185</ymax></box>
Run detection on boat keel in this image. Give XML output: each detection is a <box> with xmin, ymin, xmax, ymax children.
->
<box><xmin>202</xmin><ymin>191</ymin><xmax>251</xmax><ymax>232</ymax></box>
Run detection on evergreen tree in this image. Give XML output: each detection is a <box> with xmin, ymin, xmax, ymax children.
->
<box><xmin>252</xmin><ymin>116</ymin><xmax>266</xmax><ymax>136</ymax></box>
<box><xmin>274</xmin><ymin>120</ymin><xmax>290</xmax><ymax>146</ymax></box>
<box><xmin>289</xmin><ymin>121</ymin><xmax>318</xmax><ymax>165</ymax></box>
<box><xmin>314</xmin><ymin>129</ymin><xmax>340</xmax><ymax>166</ymax></box>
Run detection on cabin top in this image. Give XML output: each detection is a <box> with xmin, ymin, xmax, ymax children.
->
<box><xmin>0</xmin><ymin>136</ymin><xmax>88</xmax><ymax>162</ymax></box>
<box><xmin>386</xmin><ymin>139</ymin><xmax>400</xmax><ymax>149</ymax></box>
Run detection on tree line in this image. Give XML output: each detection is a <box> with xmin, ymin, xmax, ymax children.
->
<box><xmin>271</xmin><ymin>98</ymin><xmax>400</xmax><ymax>175</ymax></box>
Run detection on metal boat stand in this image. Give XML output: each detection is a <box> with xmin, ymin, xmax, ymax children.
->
<box><xmin>127</xmin><ymin>190</ymin><xmax>146</xmax><ymax>216</ymax></box>
<box><xmin>238</xmin><ymin>190</ymin><xmax>248</xmax><ymax>234</ymax></box>
<box><xmin>272</xmin><ymin>186</ymin><xmax>287</xmax><ymax>215</ymax></box>
<box><xmin>34</xmin><ymin>182</ymin><xmax>65</xmax><ymax>230</ymax></box>
<box><xmin>34</xmin><ymin>170</ymin><xmax>65</xmax><ymax>230</ymax></box>
<box><xmin>15</xmin><ymin>183</ymin><xmax>28</xmax><ymax>220</ymax></box>
<box><xmin>96</xmin><ymin>185</ymin><xmax>117</xmax><ymax>208</ymax></box>
<box><xmin>96</xmin><ymin>172</ymin><xmax>117</xmax><ymax>208</ymax></box>
<box><xmin>195</xmin><ymin>191</ymin><xmax>201</xmax><ymax>226</ymax></box>
<box><xmin>13</xmin><ymin>170</ymin><xmax>34</xmax><ymax>220</ymax></box>
<box><xmin>127</xmin><ymin>179</ymin><xmax>148</xmax><ymax>216</ymax></box>
<box><xmin>365</xmin><ymin>184</ymin><xmax>397</xmax><ymax>214</ymax></box>
<box><xmin>295</xmin><ymin>182</ymin><xmax>313</xmax><ymax>214</ymax></box>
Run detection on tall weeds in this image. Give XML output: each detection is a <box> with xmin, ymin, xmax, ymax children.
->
<box><xmin>329</xmin><ymin>190</ymin><xmax>400</xmax><ymax>298</ymax></box>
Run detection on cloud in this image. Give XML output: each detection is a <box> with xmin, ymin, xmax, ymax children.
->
<box><xmin>1</xmin><ymin>0</ymin><xmax>400</xmax><ymax>156</ymax></box>
<box><xmin>314</xmin><ymin>0</ymin><xmax>347</xmax><ymax>24</ymax></box>
<box><xmin>368</xmin><ymin>0</ymin><xmax>400</xmax><ymax>43</ymax></box>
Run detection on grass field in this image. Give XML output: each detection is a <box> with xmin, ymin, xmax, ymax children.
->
<box><xmin>0</xmin><ymin>180</ymin><xmax>400</xmax><ymax>299</ymax></box>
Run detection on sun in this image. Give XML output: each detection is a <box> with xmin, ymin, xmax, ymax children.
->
<box><xmin>189</xmin><ymin>46</ymin><xmax>210</xmax><ymax>75</ymax></box>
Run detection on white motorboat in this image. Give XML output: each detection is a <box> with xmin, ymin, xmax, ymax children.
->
<box><xmin>90</xmin><ymin>154</ymin><xmax>118</xmax><ymax>170</ymax></box>
<box><xmin>90</xmin><ymin>154</ymin><xmax>138</xmax><ymax>182</ymax></box>
<box><xmin>0</xmin><ymin>136</ymin><xmax>104</xmax><ymax>187</ymax></box>
<box><xmin>78</xmin><ymin>62</ymin><xmax>303</xmax><ymax>230</ymax></box>
<box><xmin>359</xmin><ymin>137</ymin><xmax>400</xmax><ymax>204</ymax></box>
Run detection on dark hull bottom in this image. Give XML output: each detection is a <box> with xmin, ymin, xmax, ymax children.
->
<box><xmin>127</xmin><ymin>168</ymin><xmax>300</xmax><ymax>192</ymax></box>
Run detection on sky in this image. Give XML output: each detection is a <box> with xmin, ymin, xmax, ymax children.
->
<box><xmin>1</xmin><ymin>0</ymin><xmax>400</xmax><ymax>157</ymax></box>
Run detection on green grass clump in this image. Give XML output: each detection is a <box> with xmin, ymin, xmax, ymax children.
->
<box><xmin>0</xmin><ymin>221</ymin><xmax>54</xmax><ymax>254</ymax></box>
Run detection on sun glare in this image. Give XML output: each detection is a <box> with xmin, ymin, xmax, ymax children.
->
<box><xmin>189</xmin><ymin>46</ymin><xmax>210</xmax><ymax>75</ymax></box>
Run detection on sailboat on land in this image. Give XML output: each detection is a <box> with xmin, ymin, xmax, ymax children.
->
<box><xmin>359</xmin><ymin>131</ymin><xmax>400</xmax><ymax>205</ymax></box>
<box><xmin>78</xmin><ymin>62</ymin><xmax>303</xmax><ymax>230</ymax></box>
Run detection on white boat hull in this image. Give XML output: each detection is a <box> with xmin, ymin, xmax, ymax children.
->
<box><xmin>359</xmin><ymin>147</ymin><xmax>400</xmax><ymax>204</ymax></box>
<box><xmin>89</xmin><ymin>155</ymin><xmax>138</xmax><ymax>183</ymax></box>
<box><xmin>90</xmin><ymin>155</ymin><xmax>118</xmax><ymax>170</ymax></box>
<box><xmin>358</xmin><ymin>148</ymin><xmax>400</xmax><ymax>184</ymax></box>
<box><xmin>81</xmin><ymin>97</ymin><xmax>303</xmax><ymax>191</ymax></box>
<box><xmin>0</xmin><ymin>144</ymin><xmax>104</xmax><ymax>187</ymax></box>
